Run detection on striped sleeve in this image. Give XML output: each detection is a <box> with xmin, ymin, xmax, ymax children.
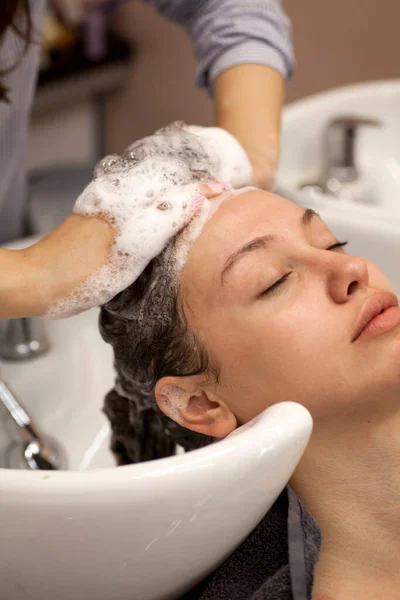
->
<box><xmin>144</xmin><ymin>0</ymin><xmax>295</xmax><ymax>89</ymax></box>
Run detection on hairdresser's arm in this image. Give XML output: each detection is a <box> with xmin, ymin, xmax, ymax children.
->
<box><xmin>213</xmin><ymin>65</ymin><xmax>284</xmax><ymax>189</ymax></box>
<box><xmin>0</xmin><ymin>248</ymin><xmax>39</xmax><ymax>319</ymax></box>
<box><xmin>0</xmin><ymin>215</ymin><xmax>113</xmax><ymax>319</ymax></box>
<box><xmin>147</xmin><ymin>0</ymin><xmax>294</xmax><ymax>189</ymax></box>
<box><xmin>0</xmin><ymin>180</ymin><xmax>218</xmax><ymax>320</ymax></box>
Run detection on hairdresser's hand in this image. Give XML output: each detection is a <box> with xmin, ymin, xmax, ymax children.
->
<box><xmin>12</xmin><ymin>181</ymin><xmax>225</xmax><ymax>321</ymax></box>
<box><xmin>0</xmin><ymin>215</ymin><xmax>114</xmax><ymax>320</ymax></box>
<box><xmin>238</xmin><ymin>137</ymin><xmax>279</xmax><ymax>191</ymax></box>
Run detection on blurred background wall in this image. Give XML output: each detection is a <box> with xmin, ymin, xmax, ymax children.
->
<box><xmin>105</xmin><ymin>0</ymin><xmax>400</xmax><ymax>154</ymax></box>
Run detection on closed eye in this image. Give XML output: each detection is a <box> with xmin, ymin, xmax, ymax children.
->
<box><xmin>327</xmin><ymin>240</ymin><xmax>348</xmax><ymax>251</ymax></box>
<box><xmin>260</xmin><ymin>273</ymin><xmax>291</xmax><ymax>296</ymax></box>
<box><xmin>260</xmin><ymin>240</ymin><xmax>349</xmax><ymax>297</ymax></box>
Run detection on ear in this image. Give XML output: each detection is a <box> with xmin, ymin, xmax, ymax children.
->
<box><xmin>155</xmin><ymin>376</ymin><xmax>237</xmax><ymax>438</ymax></box>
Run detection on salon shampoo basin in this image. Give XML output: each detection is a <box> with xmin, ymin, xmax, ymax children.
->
<box><xmin>0</xmin><ymin>374</ymin><xmax>312</xmax><ymax>600</ymax></box>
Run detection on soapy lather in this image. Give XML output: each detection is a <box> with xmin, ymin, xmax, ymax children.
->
<box><xmin>45</xmin><ymin>122</ymin><xmax>253</xmax><ymax>319</ymax></box>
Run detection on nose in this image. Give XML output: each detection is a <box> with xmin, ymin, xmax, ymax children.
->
<box><xmin>326</xmin><ymin>253</ymin><xmax>369</xmax><ymax>303</ymax></box>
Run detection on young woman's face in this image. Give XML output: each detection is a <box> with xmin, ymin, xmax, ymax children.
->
<box><xmin>180</xmin><ymin>190</ymin><xmax>400</xmax><ymax>423</ymax></box>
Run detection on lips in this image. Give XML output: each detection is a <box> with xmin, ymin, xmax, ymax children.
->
<box><xmin>352</xmin><ymin>291</ymin><xmax>399</xmax><ymax>342</ymax></box>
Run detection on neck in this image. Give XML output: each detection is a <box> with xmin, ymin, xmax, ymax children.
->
<box><xmin>290</xmin><ymin>399</ymin><xmax>400</xmax><ymax>599</ymax></box>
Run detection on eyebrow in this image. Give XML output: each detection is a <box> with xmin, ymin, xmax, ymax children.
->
<box><xmin>220</xmin><ymin>208</ymin><xmax>320</xmax><ymax>285</ymax></box>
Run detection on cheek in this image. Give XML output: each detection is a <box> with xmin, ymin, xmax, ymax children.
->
<box><xmin>207</xmin><ymin>301</ymin><xmax>335</xmax><ymax>389</ymax></box>
<box><xmin>198</xmin><ymin>303</ymin><xmax>351</xmax><ymax>423</ymax></box>
<box><xmin>263</xmin><ymin>298</ymin><xmax>336</xmax><ymax>356</ymax></box>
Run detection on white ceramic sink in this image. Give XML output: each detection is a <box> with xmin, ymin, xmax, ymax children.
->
<box><xmin>277</xmin><ymin>79</ymin><xmax>400</xmax><ymax>222</ymax></box>
<box><xmin>0</xmin><ymin>381</ymin><xmax>311</xmax><ymax>600</ymax></box>
<box><xmin>0</xmin><ymin>235</ymin><xmax>313</xmax><ymax>600</ymax></box>
<box><xmin>0</xmin><ymin>308</ymin><xmax>116</xmax><ymax>471</ymax></box>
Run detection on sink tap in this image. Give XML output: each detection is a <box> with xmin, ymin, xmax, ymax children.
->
<box><xmin>0</xmin><ymin>378</ymin><xmax>58</xmax><ymax>470</ymax></box>
<box><xmin>322</xmin><ymin>116</ymin><xmax>381</xmax><ymax>194</ymax></box>
<box><xmin>300</xmin><ymin>115</ymin><xmax>381</xmax><ymax>200</ymax></box>
<box><xmin>0</xmin><ymin>317</ymin><xmax>50</xmax><ymax>361</ymax></box>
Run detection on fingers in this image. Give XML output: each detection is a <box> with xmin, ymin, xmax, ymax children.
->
<box><xmin>190</xmin><ymin>195</ymin><xmax>206</xmax><ymax>216</ymax></box>
<box><xmin>199</xmin><ymin>181</ymin><xmax>230</xmax><ymax>199</ymax></box>
<box><xmin>178</xmin><ymin>195</ymin><xmax>207</xmax><ymax>228</ymax></box>
<box><xmin>153</xmin><ymin>182</ymin><xmax>229</xmax><ymax>230</ymax></box>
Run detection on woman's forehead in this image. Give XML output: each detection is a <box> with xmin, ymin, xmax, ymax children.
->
<box><xmin>180</xmin><ymin>190</ymin><xmax>300</xmax><ymax>293</ymax></box>
<box><xmin>188</xmin><ymin>190</ymin><xmax>300</xmax><ymax>256</ymax></box>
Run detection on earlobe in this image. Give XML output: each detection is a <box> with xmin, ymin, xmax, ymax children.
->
<box><xmin>155</xmin><ymin>377</ymin><xmax>237</xmax><ymax>438</ymax></box>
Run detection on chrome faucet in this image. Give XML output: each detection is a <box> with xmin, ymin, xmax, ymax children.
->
<box><xmin>0</xmin><ymin>317</ymin><xmax>50</xmax><ymax>361</ymax></box>
<box><xmin>0</xmin><ymin>378</ymin><xmax>58</xmax><ymax>470</ymax></box>
<box><xmin>300</xmin><ymin>115</ymin><xmax>381</xmax><ymax>200</ymax></box>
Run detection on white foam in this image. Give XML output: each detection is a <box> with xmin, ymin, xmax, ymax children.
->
<box><xmin>184</xmin><ymin>125</ymin><xmax>253</xmax><ymax>188</ymax></box>
<box><xmin>45</xmin><ymin>123</ymin><xmax>253</xmax><ymax>319</ymax></box>
<box><xmin>160</xmin><ymin>384</ymin><xmax>189</xmax><ymax>424</ymax></box>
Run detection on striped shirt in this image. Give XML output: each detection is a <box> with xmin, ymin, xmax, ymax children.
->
<box><xmin>0</xmin><ymin>0</ymin><xmax>294</xmax><ymax>243</ymax></box>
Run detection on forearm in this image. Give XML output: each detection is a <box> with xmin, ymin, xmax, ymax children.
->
<box><xmin>213</xmin><ymin>64</ymin><xmax>284</xmax><ymax>188</ymax></box>
<box><xmin>0</xmin><ymin>215</ymin><xmax>113</xmax><ymax>320</ymax></box>
<box><xmin>0</xmin><ymin>247</ymin><xmax>48</xmax><ymax>319</ymax></box>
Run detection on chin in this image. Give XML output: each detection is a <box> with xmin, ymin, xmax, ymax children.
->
<box><xmin>377</xmin><ymin>335</ymin><xmax>400</xmax><ymax>391</ymax></box>
<box><xmin>386</xmin><ymin>326</ymin><xmax>400</xmax><ymax>356</ymax></box>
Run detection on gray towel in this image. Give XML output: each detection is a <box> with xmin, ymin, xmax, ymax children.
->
<box><xmin>180</xmin><ymin>487</ymin><xmax>321</xmax><ymax>600</ymax></box>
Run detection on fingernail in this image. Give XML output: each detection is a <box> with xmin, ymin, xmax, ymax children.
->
<box><xmin>191</xmin><ymin>195</ymin><xmax>206</xmax><ymax>215</ymax></box>
<box><xmin>191</xmin><ymin>195</ymin><xmax>206</xmax><ymax>207</ymax></box>
<box><xmin>208</xmin><ymin>182</ymin><xmax>227</xmax><ymax>192</ymax></box>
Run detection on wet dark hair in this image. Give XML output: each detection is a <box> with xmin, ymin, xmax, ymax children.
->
<box><xmin>99</xmin><ymin>241</ymin><xmax>218</xmax><ymax>465</ymax></box>
<box><xmin>0</xmin><ymin>0</ymin><xmax>34</xmax><ymax>103</ymax></box>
